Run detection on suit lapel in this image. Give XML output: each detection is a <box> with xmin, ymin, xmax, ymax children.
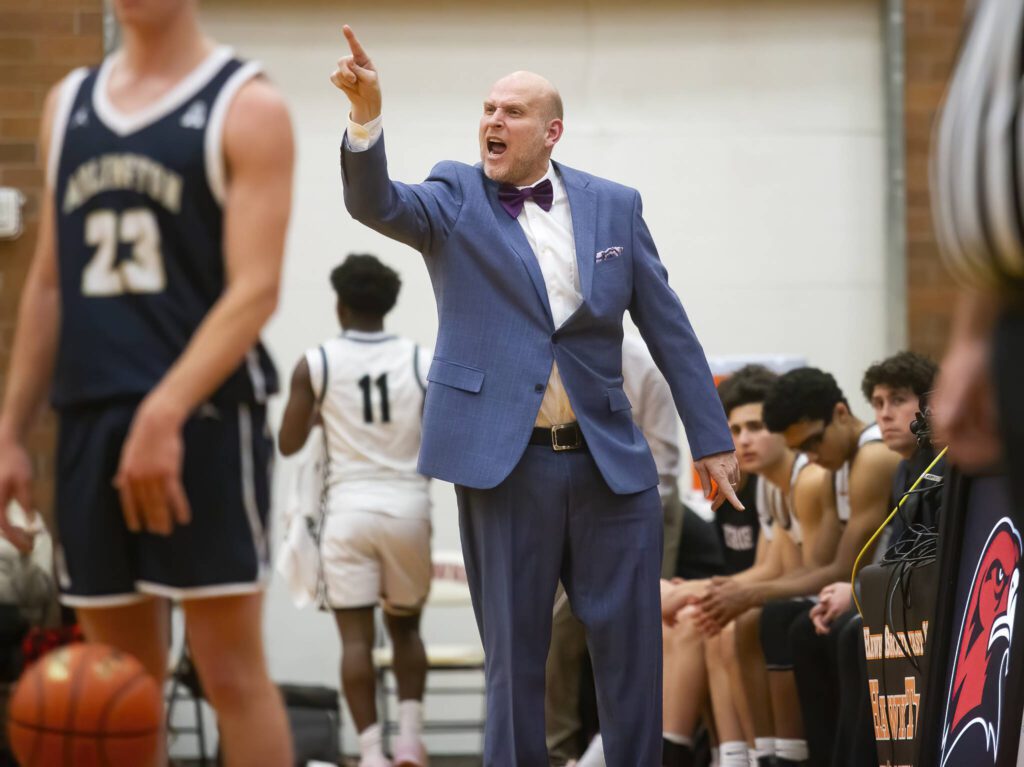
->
<box><xmin>557</xmin><ymin>162</ymin><xmax>596</xmax><ymax>303</ymax></box>
<box><xmin>482</xmin><ymin>173</ymin><xmax>555</xmax><ymax>325</ymax></box>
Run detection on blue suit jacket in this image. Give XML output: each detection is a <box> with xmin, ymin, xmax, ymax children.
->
<box><xmin>341</xmin><ymin>136</ymin><xmax>733</xmax><ymax>494</ymax></box>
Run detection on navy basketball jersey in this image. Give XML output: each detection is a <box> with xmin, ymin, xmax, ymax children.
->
<box><xmin>49</xmin><ymin>46</ymin><xmax>277</xmax><ymax>409</ymax></box>
<box><xmin>714</xmin><ymin>475</ymin><xmax>759</xmax><ymax>574</ymax></box>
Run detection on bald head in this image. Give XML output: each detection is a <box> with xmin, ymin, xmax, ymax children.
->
<box><xmin>492</xmin><ymin>71</ymin><xmax>563</xmax><ymax>121</ymax></box>
<box><xmin>479</xmin><ymin>70</ymin><xmax>565</xmax><ymax>185</ymax></box>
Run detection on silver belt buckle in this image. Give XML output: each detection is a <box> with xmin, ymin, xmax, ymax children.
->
<box><xmin>551</xmin><ymin>423</ymin><xmax>581</xmax><ymax>452</ymax></box>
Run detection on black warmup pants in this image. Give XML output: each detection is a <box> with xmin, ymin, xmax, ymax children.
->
<box><xmin>791</xmin><ymin>609</ymin><xmax>877</xmax><ymax>767</ymax></box>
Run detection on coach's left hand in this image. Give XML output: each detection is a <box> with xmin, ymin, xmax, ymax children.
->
<box><xmin>115</xmin><ymin>396</ymin><xmax>192</xmax><ymax>536</ymax></box>
<box><xmin>694</xmin><ymin>451</ymin><xmax>743</xmax><ymax>511</ymax></box>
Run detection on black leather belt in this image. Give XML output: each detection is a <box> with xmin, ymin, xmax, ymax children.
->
<box><xmin>530</xmin><ymin>422</ymin><xmax>587</xmax><ymax>451</ymax></box>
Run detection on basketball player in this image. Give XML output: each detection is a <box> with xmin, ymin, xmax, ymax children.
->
<box><xmin>790</xmin><ymin>351</ymin><xmax>938</xmax><ymax>767</ymax></box>
<box><xmin>803</xmin><ymin>351</ymin><xmax>939</xmax><ymax>637</ymax></box>
<box><xmin>697</xmin><ymin>367</ymin><xmax>900</xmax><ymax>766</ymax></box>
<box><xmin>0</xmin><ymin>1</ymin><xmax>294</xmax><ymax>765</ymax></box>
<box><xmin>279</xmin><ymin>254</ymin><xmax>431</xmax><ymax>767</ymax></box>
<box><xmin>662</xmin><ymin>366</ymin><xmax>831</xmax><ymax>767</ymax></box>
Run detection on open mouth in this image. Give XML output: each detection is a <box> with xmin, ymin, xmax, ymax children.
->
<box><xmin>487</xmin><ymin>139</ymin><xmax>507</xmax><ymax>157</ymax></box>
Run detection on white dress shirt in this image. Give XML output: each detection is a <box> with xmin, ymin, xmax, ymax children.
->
<box><xmin>347</xmin><ymin>116</ymin><xmax>581</xmax><ymax>427</ymax></box>
<box><xmin>622</xmin><ymin>334</ymin><xmax>681</xmax><ymax>498</ymax></box>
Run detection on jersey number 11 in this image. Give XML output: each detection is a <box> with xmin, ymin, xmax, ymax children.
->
<box><xmin>358</xmin><ymin>374</ymin><xmax>390</xmax><ymax>424</ymax></box>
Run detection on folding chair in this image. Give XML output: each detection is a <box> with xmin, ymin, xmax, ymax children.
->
<box><xmin>165</xmin><ymin>642</ymin><xmax>211</xmax><ymax>766</ymax></box>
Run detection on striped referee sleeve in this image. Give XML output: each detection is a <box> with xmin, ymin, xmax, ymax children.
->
<box><xmin>931</xmin><ymin>0</ymin><xmax>1024</xmax><ymax>288</ymax></box>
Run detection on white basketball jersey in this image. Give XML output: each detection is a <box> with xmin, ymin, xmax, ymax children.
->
<box><xmin>833</xmin><ymin>423</ymin><xmax>884</xmax><ymax>523</ymax></box>
<box><xmin>305</xmin><ymin>330</ymin><xmax>432</xmax><ymax>519</ymax></box>
<box><xmin>757</xmin><ymin>453</ymin><xmax>810</xmax><ymax>544</ymax></box>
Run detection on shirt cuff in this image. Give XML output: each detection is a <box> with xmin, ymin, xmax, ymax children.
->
<box><xmin>345</xmin><ymin>114</ymin><xmax>383</xmax><ymax>152</ymax></box>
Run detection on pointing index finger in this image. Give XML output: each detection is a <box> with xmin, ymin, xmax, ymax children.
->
<box><xmin>342</xmin><ymin>25</ymin><xmax>370</xmax><ymax>66</ymax></box>
<box><xmin>720</xmin><ymin>481</ymin><xmax>744</xmax><ymax>511</ymax></box>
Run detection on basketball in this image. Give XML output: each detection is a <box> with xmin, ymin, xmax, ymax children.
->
<box><xmin>7</xmin><ymin>643</ymin><xmax>162</xmax><ymax>767</ymax></box>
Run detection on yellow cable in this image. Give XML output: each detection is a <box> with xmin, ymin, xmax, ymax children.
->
<box><xmin>851</xmin><ymin>446</ymin><xmax>948</xmax><ymax>617</ymax></box>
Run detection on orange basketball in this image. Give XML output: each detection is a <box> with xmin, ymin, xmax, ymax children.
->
<box><xmin>7</xmin><ymin>643</ymin><xmax>162</xmax><ymax>767</ymax></box>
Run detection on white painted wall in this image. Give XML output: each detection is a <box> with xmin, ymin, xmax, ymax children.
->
<box><xmin>198</xmin><ymin>0</ymin><xmax>886</xmax><ymax>756</ymax></box>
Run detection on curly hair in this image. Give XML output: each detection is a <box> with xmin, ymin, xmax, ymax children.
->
<box><xmin>717</xmin><ymin>365</ymin><xmax>778</xmax><ymax>418</ymax></box>
<box><xmin>763</xmin><ymin>367</ymin><xmax>848</xmax><ymax>433</ymax></box>
<box><xmin>330</xmin><ymin>254</ymin><xmax>401</xmax><ymax>317</ymax></box>
<box><xmin>860</xmin><ymin>351</ymin><xmax>938</xmax><ymax>402</ymax></box>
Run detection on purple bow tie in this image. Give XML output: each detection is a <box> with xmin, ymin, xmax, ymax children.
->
<box><xmin>498</xmin><ymin>178</ymin><xmax>554</xmax><ymax>218</ymax></box>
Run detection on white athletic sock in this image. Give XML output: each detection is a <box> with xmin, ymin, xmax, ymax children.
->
<box><xmin>719</xmin><ymin>740</ymin><xmax>748</xmax><ymax>767</ymax></box>
<box><xmin>776</xmin><ymin>738</ymin><xmax>809</xmax><ymax>761</ymax></box>
<box><xmin>753</xmin><ymin>737</ymin><xmax>776</xmax><ymax>758</ymax></box>
<box><xmin>358</xmin><ymin>723</ymin><xmax>385</xmax><ymax>759</ymax></box>
<box><xmin>663</xmin><ymin>731</ymin><xmax>694</xmax><ymax>748</ymax></box>
<box><xmin>576</xmin><ymin>734</ymin><xmax>606</xmax><ymax>767</ymax></box>
<box><xmin>398</xmin><ymin>699</ymin><xmax>423</xmax><ymax>740</ymax></box>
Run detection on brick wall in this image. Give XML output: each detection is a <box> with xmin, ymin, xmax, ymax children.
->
<box><xmin>0</xmin><ymin>2</ymin><xmax>104</xmax><ymax>519</ymax></box>
<box><xmin>904</xmin><ymin>0</ymin><xmax>966</xmax><ymax>359</ymax></box>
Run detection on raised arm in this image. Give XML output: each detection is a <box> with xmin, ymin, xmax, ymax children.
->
<box><xmin>333</xmin><ymin>26</ymin><xmax>462</xmax><ymax>254</ymax></box>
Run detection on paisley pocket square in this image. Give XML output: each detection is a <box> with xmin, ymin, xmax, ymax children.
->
<box><xmin>595</xmin><ymin>246</ymin><xmax>623</xmax><ymax>262</ymax></box>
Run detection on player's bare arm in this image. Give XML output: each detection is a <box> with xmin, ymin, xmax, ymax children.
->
<box><xmin>689</xmin><ymin>529</ymin><xmax>796</xmax><ymax>634</ymax></box>
<box><xmin>278</xmin><ymin>358</ymin><xmax>316</xmax><ymax>456</ymax></box>
<box><xmin>0</xmin><ymin>83</ymin><xmax>63</xmax><ymax>553</ymax></box>
<box><xmin>791</xmin><ymin>462</ymin><xmax>836</xmax><ymax>569</ymax></box>
<box><xmin>663</xmin><ymin>525</ymin><xmax>784</xmax><ymax>621</ymax></box>
<box><xmin>751</xmin><ymin>466</ymin><xmax>840</xmax><ymax>597</ymax></box>
<box><xmin>115</xmin><ymin>77</ymin><xmax>294</xmax><ymax>536</ymax></box>
<box><xmin>743</xmin><ymin>527</ymin><xmax>795</xmax><ymax>583</ymax></box>
<box><xmin>696</xmin><ymin>464</ymin><xmax>835</xmax><ymax>633</ymax></box>
<box><xmin>826</xmin><ymin>441</ymin><xmax>901</xmax><ymax>578</ymax></box>
<box><xmin>331</xmin><ymin>25</ymin><xmax>381</xmax><ymax>124</ymax></box>
<box><xmin>743</xmin><ymin>445</ymin><xmax>897</xmax><ymax>604</ymax></box>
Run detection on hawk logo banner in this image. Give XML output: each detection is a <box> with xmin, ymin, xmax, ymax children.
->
<box><xmin>939</xmin><ymin>517</ymin><xmax>1022</xmax><ymax>767</ymax></box>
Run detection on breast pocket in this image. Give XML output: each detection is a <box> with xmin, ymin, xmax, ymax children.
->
<box><xmin>595</xmin><ymin>255</ymin><xmax>626</xmax><ymax>274</ymax></box>
<box><xmin>426</xmin><ymin>358</ymin><xmax>485</xmax><ymax>393</ymax></box>
<box><xmin>591</xmin><ymin>254</ymin><xmax>632</xmax><ymax>313</ymax></box>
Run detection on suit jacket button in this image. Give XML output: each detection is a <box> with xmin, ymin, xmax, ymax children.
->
<box><xmin>535</xmin><ymin>384</ymin><xmax>544</xmax><ymax>393</ymax></box>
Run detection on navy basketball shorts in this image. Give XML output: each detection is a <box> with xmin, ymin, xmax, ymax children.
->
<box><xmin>760</xmin><ymin>597</ymin><xmax>817</xmax><ymax>671</ymax></box>
<box><xmin>54</xmin><ymin>400</ymin><xmax>272</xmax><ymax>607</ymax></box>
